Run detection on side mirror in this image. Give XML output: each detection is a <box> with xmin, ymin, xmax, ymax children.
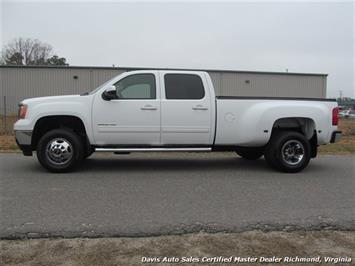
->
<box><xmin>102</xmin><ymin>85</ymin><xmax>117</xmax><ymax>101</ymax></box>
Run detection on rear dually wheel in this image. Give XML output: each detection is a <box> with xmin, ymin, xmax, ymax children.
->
<box><xmin>264</xmin><ymin>131</ymin><xmax>311</xmax><ymax>173</ymax></box>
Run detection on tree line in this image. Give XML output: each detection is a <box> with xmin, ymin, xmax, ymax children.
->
<box><xmin>1</xmin><ymin>37</ymin><xmax>69</xmax><ymax>66</ymax></box>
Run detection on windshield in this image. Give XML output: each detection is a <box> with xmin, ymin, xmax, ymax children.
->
<box><xmin>89</xmin><ymin>77</ymin><xmax>116</xmax><ymax>95</ymax></box>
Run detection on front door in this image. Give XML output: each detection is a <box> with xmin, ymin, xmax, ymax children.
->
<box><xmin>92</xmin><ymin>73</ymin><xmax>160</xmax><ymax>145</ymax></box>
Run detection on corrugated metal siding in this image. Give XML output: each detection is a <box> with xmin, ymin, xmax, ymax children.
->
<box><xmin>0</xmin><ymin>67</ymin><xmax>326</xmax><ymax>114</ymax></box>
<box><xmin>208</xmin><ymin>71</ymin><xmax>325</xmax><ymax>97</ymax></box>
<box><xmin>1</xmin><ymin>68</ymin><xmax>125</xmax><ymax>98</ymax></box>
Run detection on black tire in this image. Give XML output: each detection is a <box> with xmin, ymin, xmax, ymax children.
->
<box><xmin>84</xmin><ymin>147</ymin><xmax>94</xmax><ymax>159</ymax></box>
<box><xmin>236</xmin><ymin>150</ymin><xmax>263</xmax><ymax>160</ymax></box>
<box><xmin>37</xmin><ymin>129</ymin><xmax>84</xmax><ymax>173</ymax></box>
<box><xmin>264</xmin><ymin>131</ymin><xmax>311</xmax><ymax>173</ymax></box>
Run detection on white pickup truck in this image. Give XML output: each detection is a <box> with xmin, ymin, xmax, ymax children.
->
<box><xmin>14</xmin><ymin>70</ymin><xmax>341</xmax><ymax>173</ymax></box>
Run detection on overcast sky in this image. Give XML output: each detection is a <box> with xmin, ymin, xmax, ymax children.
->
<box><xmin>1</xmin><ymin>0</ymin><xmax>354</xmax><ymax>98</ymax></box>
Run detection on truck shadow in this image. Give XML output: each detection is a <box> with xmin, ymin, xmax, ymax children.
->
<box><xmin>78</xmin><ymin>156</ymin><xmax>275</xmax><ymax>173</ymax></box>
<box><xmin>25</xmin><ymin>154</ymin><xmax>329</xmax><ymax>175</ymax></box>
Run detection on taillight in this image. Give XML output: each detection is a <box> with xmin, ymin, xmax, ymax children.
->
<box><xmin>332</xmin><ymin>107</ymin><xmax>339</xmax><ymax>126</ymax></box>
<box><xmin>18</xmin><ymin>104</ymin><xmax>28</xmax><ymax>119</ymax></box>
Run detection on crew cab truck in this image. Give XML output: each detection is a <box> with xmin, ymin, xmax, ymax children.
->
<box><xmin>14</xmin><ymin>70</ymin><xmax>341</xmax><ymax>173</ymax></box>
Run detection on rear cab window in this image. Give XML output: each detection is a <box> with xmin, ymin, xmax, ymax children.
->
<box><xmin>164</xmin><ymin>74</ymin><xmax>205</xmax><ymax>100</ymax></box>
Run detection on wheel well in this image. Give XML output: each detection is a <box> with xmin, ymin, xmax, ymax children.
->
<box><xmin>271</xmin><ymin>117</ymin><xmax>318</xmax><ymax>158</ymax></box>
<box><xmin>32</xmin><ymin>116</ymin><xmax>88</xmax><ymax>149</ymax></box>
<box><xmin>272</xmin><ymin>117</ymin><xmax>316</xmax><ymax>139</ymax></box>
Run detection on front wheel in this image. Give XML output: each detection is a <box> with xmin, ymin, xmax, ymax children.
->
<box><xmin>37</xmin><ymin>129</ymin><xmax>84</xmax><ymax>173</ymax></box>
<box><xmin>84</xmin><ymin>147</ymin><xmax>94</xmax><ymax>159</ymax></box>
<box><xmin>264</xmin><ymin>131</ymin><xmax>311</xmax><ymax>173</ymax></box>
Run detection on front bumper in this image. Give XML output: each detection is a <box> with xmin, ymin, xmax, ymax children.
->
<box><xmin>15</xmin><ymin>130</ymin><xmax>33</xmax><ymax>156</ymax></box>
<box><xmin>15</xmin><ymin>130</ymin><xmax>32</xmax><ymax>145</ymax></box>
<box><xmin>330</xmin><ymin>131</ymin><xmax>342</xmax><ymax>143</ymax></box>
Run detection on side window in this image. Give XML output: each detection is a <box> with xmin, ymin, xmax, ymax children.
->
<box><xmin>114</xmin><ymin>74</ymin><xmax>156</xmax><ymax>99</ymax></box>
<box><xmin>164</xmin><ymin>74</ymin><xmax>205</xmax><ymax>100</ymax></box>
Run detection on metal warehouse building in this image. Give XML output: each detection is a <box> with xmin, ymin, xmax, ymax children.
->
<box><xmin>0</xmin><ymin>65</ymin><xmax>328</xmax><ymax>114</ymax></box>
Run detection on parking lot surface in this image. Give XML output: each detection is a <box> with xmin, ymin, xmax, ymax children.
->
<box><xmin>0</xmin><ymin>153</ymin><xmax>354</xmax><ymax>238</ymax></box>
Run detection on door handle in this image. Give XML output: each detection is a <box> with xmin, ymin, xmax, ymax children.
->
<box><xmin>140</xmin><ymin>105</ymin><xmax>157</xmax><ymax>110</ymax></box>
<box><xmin>192</xmin><ymin>105</ymin><xmax>208</xmax><ymax>110</ymax></box>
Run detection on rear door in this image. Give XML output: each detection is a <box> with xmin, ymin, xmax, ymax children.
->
<box><xmin>160</xmin><ymin>72</ymin><xmax>213</xmax><ymax>145</ymax></box>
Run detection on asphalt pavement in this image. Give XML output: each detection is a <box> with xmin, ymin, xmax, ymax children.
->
<box><xmin>0</xmin><ymin>153</ymin><xmax>354</xmax><ymax>239</ymax></box>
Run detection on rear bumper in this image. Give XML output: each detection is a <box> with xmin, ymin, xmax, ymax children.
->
<box><xmin>15</xmin><ymin>130</ymin><xmax>33</xmax><ymax>156</ymax></box>
<box><xmin>330</xmin><ymin>131</ymin><xmax>342</xmax><ymax>143</ymax></box>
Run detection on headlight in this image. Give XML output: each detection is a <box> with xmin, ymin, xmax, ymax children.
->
<box><xmin>18</xmin><ymin>104</ymin><xmax>28</xmax><ymax>119</ymax></box>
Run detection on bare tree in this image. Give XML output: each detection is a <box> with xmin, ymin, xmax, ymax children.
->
<box><xmin>1</xmin><ymin>37</ymin><xmax>68</xmax><ymax>65</ymax></box>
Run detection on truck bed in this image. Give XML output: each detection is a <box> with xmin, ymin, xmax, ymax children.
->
<box><xmin>214</xmin><ymin>96</ymin><xmax>338</xmax><ymax>146</ymax></box>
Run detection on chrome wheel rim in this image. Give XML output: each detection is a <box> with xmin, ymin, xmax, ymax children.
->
<box><xmin>281</xmin><ymin>140</ymin><xmax>304</xmax><ymax>166</ymax></box>
<box><xmin>46</xmin><ymin>138</ymin><xmax>73</xmax><ymax>165</ymax></box>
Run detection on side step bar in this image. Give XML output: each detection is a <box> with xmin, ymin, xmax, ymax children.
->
<box><xmin>95</xmin><ymin>147</ymin><xmax>212</xmax><ymax>152</ymax></box>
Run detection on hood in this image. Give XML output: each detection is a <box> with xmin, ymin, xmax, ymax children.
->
<box><xmin>21</xmin><ymin>95</ymin><xmax>84</xmax><ymax>105</ymax></box>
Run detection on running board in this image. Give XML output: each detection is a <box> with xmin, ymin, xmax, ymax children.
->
<box><xmin>95</xmin><ymin>147</ymin><xmax>212</xmax><ymax>152</ymax></box>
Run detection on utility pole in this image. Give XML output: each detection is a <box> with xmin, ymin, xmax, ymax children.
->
<box><xmin>3</xmin><ymin>96</ymin><xmax>6</xmax><ymax>134</ymax></box>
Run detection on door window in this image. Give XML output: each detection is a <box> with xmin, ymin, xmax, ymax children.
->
<box><xmin>114</xmin><ymin>74</ymin><xmax>156</xmax><ymax>99</ymax></box>
<box><xmin>164</xmin><ymin>74</ymin><xmax>205</xmax><ymax>99</ymax></box>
